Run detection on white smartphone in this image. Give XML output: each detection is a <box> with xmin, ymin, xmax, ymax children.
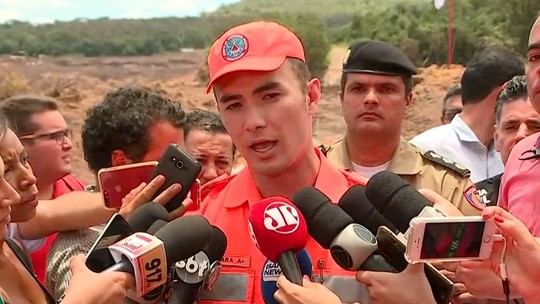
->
<box><xmin>405</xmin><ymin>216</ymin><xmax>496</xmax><ymax>263</ymax></box>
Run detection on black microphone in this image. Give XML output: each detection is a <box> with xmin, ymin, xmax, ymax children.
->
<box><xmin>365</xmin><ymin>171</ymin><xmax>445</xmax><ymax>233</ymax></box>
<box><xmin>292</xmin><ymin>187</ymin><xmax>396</xmax><ymax>272</ymax></box>
<box><xmin>338</xmin><ymin>185</ymin><xmax>399</xmax><ymax>235</ymax></box>
<box><xmin>169</xmin><ymin>225</ymin><xmax>227</xmax><ymax>304</ymax></box>
<box><xmin>127</xmin><ymin>202</ymin><xmax>169</xmax><ymax>232</ymax></box>
<box><xmin>147</xmin><ymin>219</ymin><xmax>168</xmax><ymax>235</ymax></box>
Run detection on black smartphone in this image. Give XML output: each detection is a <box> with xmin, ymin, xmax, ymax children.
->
<box><xmin>151</xmin><ymin>144</ymin><xmax>202</xmax><ymax>212</ymax></box>
<box><xmin>85</xmin><ymin>213</ymin><xmax>134</xmax><ymax>272</ymax></box>
<box><xmin>376</xmin><ymin>226</ymin><xmax>455</xmax><ymax>304</ymax></box>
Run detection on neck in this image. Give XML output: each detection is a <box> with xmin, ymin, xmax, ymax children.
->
<box><xmin>460</xmin><ymin>103</ymin><xmax>495</xmax><ymax>148</ymax></box>
<box><xmin>346</xmin><ymin>131</ymin><xmax>400</xmax><ymax>166</ymax></box>
<box><xmin>251</xmin><ymin>148</ymin><xmax>320</xmax><ymax>200</ymax></box>
<box><xmin>36</xmin><ymin>182</ymin><xmax>54</xmax><ymax>200</ymax></box>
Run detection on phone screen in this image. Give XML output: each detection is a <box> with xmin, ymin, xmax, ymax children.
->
<box><xmin>420</xmin><ymin>221</ymin><xmax>486</xmax><ymax>259</ymax></box>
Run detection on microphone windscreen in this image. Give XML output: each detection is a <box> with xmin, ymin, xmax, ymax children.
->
<box><xmin>292</xmin><ymin>187</ymin><xmax>352</xmax><ymax>249</ymax></box>
<box><xmin>248</xmin><ymin>197</ymin><xmax>308</xmax><ymax>262</ymax></box>
<box><xmin>366</xmin><ymin>171</ymin><xmax>431</xmax><ymax>233</ymax></box>
<box><xmin>147</xmin><ymin>219</ymin><xmax>168</xmax><ymax>235</ymax></box>
<box><xmin>205</xmin><ymin>226</ymin><xmax>228</xmax><ymax>262</ymax></box>
<box><xmin>127</xmin><ymin>202</ymin><xmax>169</xmax><ymax>232</ymax></box>
<box><xmin>154</xmin><ymin>215</ymin><xmax>213</xmax><ymax>268</ymax></box>
<box><xmin>261</xmin><ymin>248</ymin><xmax>313</xmax><ymax>304</ymax></box>
<box><xmin>338</xmin><ymin>185</ymin><xmax>399</xmax><ymax>235</ymax></box>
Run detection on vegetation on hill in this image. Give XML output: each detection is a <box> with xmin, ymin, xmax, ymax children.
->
<box><xmin>0</xmin><ymin>0</ymin><xmax>538</xmax><ymax>78</ymax></box>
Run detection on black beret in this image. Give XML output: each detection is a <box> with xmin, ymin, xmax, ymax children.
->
<box><xmin>342</xmin><ymin>40</ymin><xmax>417</xmax><ymax>76</ymax></box>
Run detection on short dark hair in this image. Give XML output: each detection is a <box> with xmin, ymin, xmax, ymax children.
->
<box><xmin>0</xmin><ymin>95</ymin><xmax>59</xmax><ymax>136</ymax></box>
<box><xmin>461</xmin><ymin>47</ymin><xmax>525</xmax><ymax>105</ymax></box>
<box><xmin>288</xmin><ymin>58</ymin><xmax>311</xmax><ymax>95</ymax></box>
<box><xmin>340</xmin><ymin>74</ymin><xmax>413</xmax><ymax>96</ymax></box>
<box><xmin>82</xmin><ymin>87</ymin><xmax>186</xmax><ymax>173</ymax></box>
<box><xmin>495</xmin><ymin>75</ymin><xmax>529</xmax><ymax>125</ymax></box>
<box><xmin>184</xmin><ymin>109</ymin><xmax>235</xmax><ymax>155</ymax></box>
<box><xmin>442</xmin><ymin>84</ymin><xmax>462</xmax><ymax>111</ymax></box>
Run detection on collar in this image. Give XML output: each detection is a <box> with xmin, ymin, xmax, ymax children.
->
<box><xmin>450</xmin><ymin>114</ymin><xmax>482</xmax><ymax>143</ymax></box>
<box><xmin>222</xmin><ymin>148</ymin><xmax>346</xmax><ymax>208</ymax></box>
<box><xmin>332</xmin><ymin>138</ymin><xmax>353</xmax><ymax>171</ymax></box>
<box><xmin>387</xmin><ymin>138</ymin><xmax>423</xmax><ymax>175</ymax></box>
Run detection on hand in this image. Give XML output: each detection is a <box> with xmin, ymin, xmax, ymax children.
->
<box><xmin>61</xmin><ymin>254</ymin><xmax>134</xmax><ymax>304</ymax></box>
<box><xmin>459</xmin><ymin>207</ymin><xmax>540</xmax><ymax>301</ymax></box>
<box><xmin>273</xmin><ymin>275</ymin><xmax>342</xmax><ymax>304</ymax></box>
<box><xmin>356</xmin><ymin>263</ymin><xmax>436</xmax><ymax>304</ymax></box>
<box><xmin>118</xmin><ymin>175</ymin><xmax>190</xmax><ymax>220</ymax></box>
<box><xmin>417</xmin><ymin>188</ymin><xmax>464</xmax><ymax>217</ymax></box>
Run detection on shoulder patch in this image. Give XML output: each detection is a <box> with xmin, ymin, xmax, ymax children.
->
<box><xmin>421</xmin><ymin>150</ymin><xmax>470</xmax><ymax>177</ymax></box>
<box><xmin>463</xmin><ymin>184</ymin><xmax>489</xmax><ymax>210</ymax></box>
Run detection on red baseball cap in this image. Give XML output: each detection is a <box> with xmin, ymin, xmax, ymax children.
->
<box><xmin>205</xmin><ymin>21</ymin><xmax>306</xmax><ymax>93</ymax></box>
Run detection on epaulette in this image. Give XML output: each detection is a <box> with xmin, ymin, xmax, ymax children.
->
<box><xmin>421</xmin><ymin>150</ymin><xmax>471</xmax><ymax>178</ymax></box>
<box><xmin>318</xmin><ymin>144</ymin><xmax>330</xmax><ymax>156</ymax></box>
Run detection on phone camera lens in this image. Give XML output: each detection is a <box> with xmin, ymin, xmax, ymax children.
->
<box><xmin>175</xmin><ymin>161</ymin><xmax>184</xmax><ymax>169</ymax></box>
<box><xmin>171</xmin><ymin>156</ymin><xmax>178</xmax><ymax>162</ymax></box>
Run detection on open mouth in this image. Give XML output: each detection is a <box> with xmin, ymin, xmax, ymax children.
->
<box><xmin>250</xmin><ymin>141</ymin><xmax>277</xmax><ymax>154</ymax></box>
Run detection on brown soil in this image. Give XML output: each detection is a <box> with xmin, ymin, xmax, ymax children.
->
<box><xmin>0</xmin><ymin>47</ymin><xmax>464</xmax><ymax>184</ymax></box>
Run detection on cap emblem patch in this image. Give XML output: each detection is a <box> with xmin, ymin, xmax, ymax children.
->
<box><xmin>222</xmin><ymin>34</ymin><xmax>249</xmax><ymax>62</ymax></box>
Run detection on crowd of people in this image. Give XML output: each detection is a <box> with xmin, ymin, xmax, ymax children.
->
<box><xmin>0</xmin><ymin>9</ymin><xmax>540</xmax><ymax>304</ymax></box>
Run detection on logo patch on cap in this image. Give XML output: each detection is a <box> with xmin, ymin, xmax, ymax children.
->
<box><xmin>463</xmin><ymin>185</ymin><xmax>489</xmax><ymax>210</ymax></box>
<box><xmin>222</xmin><ymin>34</ymin><xmax>249</xmax><ymax>62</ymax></box>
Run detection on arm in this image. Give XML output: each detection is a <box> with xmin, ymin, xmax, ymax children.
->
<box><xmin>18</xmin><ymin>191</ymin><xmax>114</xmax><ymax>239</ymax></box>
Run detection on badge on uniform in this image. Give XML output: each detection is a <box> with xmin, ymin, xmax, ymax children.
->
<box><xmin>463</xmin><ymin>185</ymin><xmax>490</xmax><ymax>210</ymax></box>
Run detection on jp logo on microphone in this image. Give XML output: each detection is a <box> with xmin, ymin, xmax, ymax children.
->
<box><xmin>263</xmin><ymin>202</ymin><xmax>300</xmax><ymax>234</ymax></box>
<box><xmin>175</xmin><ymin>252</ymin><xmax>210</xmax><ymax>284</ymax></box>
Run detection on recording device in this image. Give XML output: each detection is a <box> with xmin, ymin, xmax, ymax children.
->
<box><xmin>406</xmin><ymin>216</ymin><xmax>496</xmax><ymax>263</ymax></box>
<box><xmin>376</xmin><ymin>226</ymin><xmax>454</xmax><ymax>304</ymax></box>
<box><xmin>104</xmin><ymin>215</ymin><xmax>213</xmax><ymax>297</ymax></box>
<box><xmin>248</xmin><ymin>197</ymin><xmax>309</xmax><ymax>285</ymax></box>
<box><xmin>86</xmin><ymin>203</ymin><xmax>169</xmax><ymax>272</ymax></box>
<box><xmin>365</xmin><ymin>171</ymin><xmax>446</xmax><ymax>234</ymax></box>
<box><xmin>261</xmin><ymin>248</ymin><xmax>313</xmax><ymax>304</ymax></box>
<box><xmin>168</xmin><ymin>225</ymin><xmax>227</xmax><ymax>304</ymax></box>
<box><xmin>150</xmin><ymin>144</ymin><xmax>202</xmax><ymax>212</ymax></box>
<box><xmin>98</xmin><ymin>161</ymin><xmax>158</xmax><ymax>208</ymax></box>
<box><xmin>292</xmin><ymin>187</ymin><xmax>396</xmax><ymax>273</ymax></box>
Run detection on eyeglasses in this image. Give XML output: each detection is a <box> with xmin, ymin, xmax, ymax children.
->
<box><xmin>518</xmin><ymin>136</ymin><xmax>540</xmax><ymax>161</ymax></box>
<box><xmin>19</xmin><ymin>129</ymin><xmax>73</xmax><ymax>146</ymax></box>
<box><xmin>443</xmin><ymin>108</ymin><xmax>462</xmax><ymax>122</ymax></box>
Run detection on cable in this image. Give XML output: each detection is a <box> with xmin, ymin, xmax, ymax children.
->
<box><xmin>499</xmin><ymin>236</ymin><xmax>510</xmax><ymax>304</ymax></box>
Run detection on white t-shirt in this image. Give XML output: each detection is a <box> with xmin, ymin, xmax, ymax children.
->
<box><xmin>351</xmin><ymin>161</ymin><xmax>391</xmax><ymax>179</ymax></box>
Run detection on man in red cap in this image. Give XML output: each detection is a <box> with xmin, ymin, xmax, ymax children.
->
<box><xmin>197</xmin><ymin>21</ymin><xmax>369</xmax><ymax>303</ymax></box>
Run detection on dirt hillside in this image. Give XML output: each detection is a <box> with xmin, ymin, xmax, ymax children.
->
<box><xmin>0</xmin><ymin>47</ymin><xmax>464</xmax><ymax>183</ymax></box>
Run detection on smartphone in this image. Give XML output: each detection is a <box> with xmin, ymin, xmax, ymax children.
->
<box><xmin>188</xmin><ymin>178</ymin><xmax>201</xmax><ymax>211</ymax></box>
<box><xmin>151</xmin><ymin>144</ymin><xmax>202</xmax><ymax>212</ymax></box>
<box><xmin>406</xmin><ymin>216</ymin><xmax>496</xmax><ymax>263</ymax></box>
<box><xmin>98</xmin><ymin>161</ymin><xmax>158</xmax><ymax>208</ymax></box>
<box><xmin>376</xmin><ymin>226</ymin><xmax>454</xmax><ymax>304</ymax></box>
<box><xmin>85</xmin><ymin>213</ymin><xmax>134</xmax><ymax>272</ymax></box>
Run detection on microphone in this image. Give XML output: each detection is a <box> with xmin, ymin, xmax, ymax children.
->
<box><xmin>365</xmin><ymin>171</ymin><xmax>445</xmax><ymax>234</ymax></box>
<box><xmin>168</xmin><ymin>225</ymin><xmax>227</xmax><ymax>304</ymax></box>
<box><xmin>292</xmin><ymin>187</ymin><xmax>396</xmax><ymax>272</ymax></box>
<box><xmin>248</xmin><ymin>197</ymin><xmax>309</xmax><ymax>285</ymax></box>
<box><xmin>146</xmin><ymin>219</ymin><xmax>168</xmax><ymax>235</ymax></box>
<box><xmin>261</xmin><ymin>248</ymin><xmax>313</xmax><ymax>304</ymax></box>
<box><xmin>127</xmin><ymin>202</ymin><xmax>169</xmax><ymax>232</ymax></box>
<box><xmin>105</xmin><ymin>215</ymin><xmax>213</xmax><ymax>297</ymax></box>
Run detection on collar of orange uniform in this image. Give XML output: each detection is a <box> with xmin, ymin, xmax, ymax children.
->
<box><xmin>222</xmin><ymin>148</ymin><xmax>352</xmax><ymax>208</ymax></box>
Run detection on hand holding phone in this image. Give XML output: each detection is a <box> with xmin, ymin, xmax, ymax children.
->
<box><xmin>406</xmin><ymin>216</ymin><xmax>496</xmax><ymax>263</ymax></box>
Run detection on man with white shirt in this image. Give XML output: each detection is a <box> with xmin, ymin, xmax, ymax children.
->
<box><xmin>411</xmin><ymin>47</ymin><xmax>525</xmax><ymax>183</ymax></box>
<box><xmin>322</xmin><ymin>40</ymin><xmax>480</xmax><ymax>215</ymax></box>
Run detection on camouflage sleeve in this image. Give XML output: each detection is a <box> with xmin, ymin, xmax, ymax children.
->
<box><xmin>448</xmin><ymin>177</ymin><xmax>483</xmax><ymax>216</ymax></box>
<box><xmin>46</xmin><ymin>228</ymin><xmax>100</xmax><ymax>300</ymax></box>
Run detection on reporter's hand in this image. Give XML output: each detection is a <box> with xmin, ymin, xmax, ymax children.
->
<box><xmin>274</xmin><ymin>275</ymin><xmax>342</xmax><ymax>304</ymax></box>
<box><xmin>460</xmin><ymin>207</ymin><xmax>540</xmax><ymax>302</ymax></box>
<box><xmin>118</xmin><ymin>175</ymin><xmax>190</xmax><ymax>220</ymax></box>
<box><xmin>356</xmin><ymin>263</ymin><xmax>436</xmax><ymax>304</ymax></box>
<box><xmin>61</xmin><ymin>254</ymin><xmax>134</xmax><ymax>304</ymax></box>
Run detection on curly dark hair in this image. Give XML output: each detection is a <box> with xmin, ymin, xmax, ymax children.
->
<box><xmin>82</xmin><ymin>87</ymin><xmax>186</xmax><ymax>173</ymax></box>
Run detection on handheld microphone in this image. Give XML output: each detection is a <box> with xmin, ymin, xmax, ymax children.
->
<box><xmin>105</xmin><ymin>215</ymin><xmax>213</xmax><ymax>297</ymax></box>
<box><xmin>365</xmin><ymin>171</ymin><xmax>446</xmax><ymax>234</ymax></box>
<box><xmin>261</xmin><ymin>248</ymin><xmax>313</xmax><ymax>304</ymax></box>
<box><xmin>127</xmin><ymin>202</ymin><xmax>169</xmax><ymax>232</ymax></box>
<box><xmin>168</xmin><ymin>225</ymin><xmax>227</xmax><ymax>304</ymax></box>
<box><xmin>147</xmin><ymin>220</ymin><xmax>168</xmax><ymax>235</ymax></box>
<box><xmin>248</xmin><ymin>197</ymin><xmax>308</xmax><ymax>285</ymax></box>
<box><xmin>292</xmin><ymin>187</ymin><xmax>396</xmax><ymax>273</ymax></box>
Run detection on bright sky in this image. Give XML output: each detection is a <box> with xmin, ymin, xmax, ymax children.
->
<box><xmin>0</xmin><ymin>0</ymin><xmax>240</xmax><ymax>23</ymax></box>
